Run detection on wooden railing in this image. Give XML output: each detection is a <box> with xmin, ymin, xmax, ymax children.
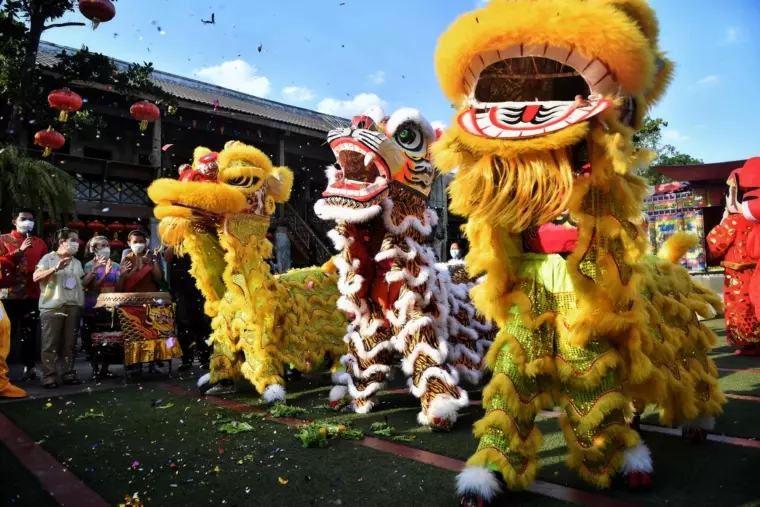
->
<box><xmin>282</xmin><ymin>203</ymin><xmax>332</xmax><ymax>264</ymax></box>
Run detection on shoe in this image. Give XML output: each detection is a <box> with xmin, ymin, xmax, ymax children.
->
<box><xmin>21</xmin><ymin>367</ymin><xmax>40</xmax><ymax>381</ymax></box>
<box><xmin>62</xmin><ymin>377</ymin><xmax>84</xmax><ymax>386</ymax></box>
<box><xmin>178</xmin><ymin>363</ymin><xmax>193</xmax><ymax>372</ymax></box>
<box><xmin>0</xmin><ymin>384</ymin><xmax>27</xmax><ymax>398</ymax></box>
<box><xmin>42</xmin><ymin>382</ymin><xmax>59</xmax><ymax>389</ymax></box>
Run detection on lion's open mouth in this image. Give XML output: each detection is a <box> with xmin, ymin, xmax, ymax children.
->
<box><xmin>322</xmin><ymin>138</ymin><xmax>389</xmax><ymax>207</ymax></box>
<box><xmin>459</xmin><ymin>45</ymin><xmax>621</xmax><ymax>139</ymax></box>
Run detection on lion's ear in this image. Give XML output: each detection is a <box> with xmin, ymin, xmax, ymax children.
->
<box><xmin>607</xmin><ymin>0</ymin><xmax>660</xmax><ymax>46</ymax></box>
<box><xmin>193</xmin><ymin>146</ymin><xmax>212</xmax><ymax>166</ymax></box>
<box><xmin>644</xmin><ymin>52</ymin><xmax>674</xmax><ymax>107</ymax></box>
<box><xmin>267</xmin><ymin>166</ymin><xmax>294</xmax><ymax>202</ymax></box>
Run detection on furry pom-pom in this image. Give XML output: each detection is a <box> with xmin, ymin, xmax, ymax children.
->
<box><xmin>262</xmin><ymin>383</ymin><xmax>286</xmax><ymax>404</ymax></box>
<box><xmin>455</xmin><ymin>466</ymin><xmax>503</xmax><ymax>501</ymax></box>
<box><xmin>197</xmin><ymin>372</ymin><xmax>211</xmax><ymax>388</ymax></box>
<box><xmin>329</xmin><ymin>384</ymin><xmax>349</xmax><ymax>402</ymax></box>
<box><xmin>621</xmin><ymin>442</ymin><xmax>653</xmax><ymax>474</ymax></box>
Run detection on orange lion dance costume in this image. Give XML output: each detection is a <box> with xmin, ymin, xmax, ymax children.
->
<box><xmin>0</xmin><ymin>258</ymin><xmax>27</xmax><ymax>398</ymax></box>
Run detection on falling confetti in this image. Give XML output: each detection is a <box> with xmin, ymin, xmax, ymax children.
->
<box><xmin>162</xmin><ymin>144</ymin><xmax>174</xmax><ymax>151</ymax></box>
<box><xmin>278</xmin><ymin>477</ymin><xmax>289</xmax><ymax>485</ymax></box>
<box><xmin>258</xmin><ymin>43</ymin><xmax>263</xmax><ymax>53</ymax></box>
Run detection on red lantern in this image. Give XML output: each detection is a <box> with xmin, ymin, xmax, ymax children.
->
<box><xmin>67</xmin><ymin>219</ymin><xmax>85</xmax><ymax>230</ymax></box>
<box><xmin>125</xmin><ymin>222</ymin><xmax>140</xmax><ymax>231</ymax></box>
<box><xmin>43</xmin><ymin>220</ymin><xmax>55</xmax><ymax>231</ymax></box>
<box><xmin>34</xmin><ymin>128</ymin><xmax>65</xmax><ymax>157</ymax></box>
<box><xmin>78</xmin><ymin>0</ymin><xmax>115</xmax><ymax>30</ymax></box>
<box><xmin>107</xmin><ymin>221</ymin><xmax>125</xmax><ymax>247</ymax></box>
<box><xmin>48</xmin><ymin>89</ymin><xmax>83</xmax><ymax>123</ymax></box>
<box><xmin>87</xmin><ymin>220</ymin><xmax>106</xmax><ymax>233</ymax></box>
<box><xmin>130</xmin><ymin>101</ymin><xmax>160</xmax><ymax>131</ymax></box>
<box><xmin>108</xmin><ymin>238</ymin><xmax>125</xmax><ymax>249</ymax></box>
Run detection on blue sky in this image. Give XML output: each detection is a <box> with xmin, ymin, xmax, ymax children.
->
<box><xmin>42</xmin><ymin>0</ymin><xmax>759</xmax><ymax>163</ymax></box>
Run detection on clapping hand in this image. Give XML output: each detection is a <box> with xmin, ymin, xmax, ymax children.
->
<box><xmin>121</xmin><ymin>260</ymin><xmax>134</xmax><ymax>274</ymax></box>
<box><xmin>55</xmin><ymin>257</ymin><xmax>72</xmax><ymax>271</ymax></box>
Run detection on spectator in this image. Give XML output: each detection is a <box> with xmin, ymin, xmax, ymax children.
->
<box><xmin>164</xmin><ymin>246</ymin><xmax>210</xmax><ymax>371</ymax></box>
<box><xmin>121</xmin><ymin>230</ymin><xmax>166</xmax><ymax>374</ymax></box>
<box><xmin>121</xmin><ymin>230</ymin><xmax>163</xmax><ymax>292</ymax></box>
<box><xmin>82</xmin><ymin>236</ymin><xmax>123</xmax><ymax>379</ymax></box>
<box><xmin>449</xmin><ymin>242</ymin><xmax>462</xmax><ymax>261</ymax></box>
<box><xmin>0</xmin><ymin>208</ymin><xmax>48</xmax><ymax>381</ymax></box>
<box><xmin>33</xmin><ymin>228</ymin><xmax>85</xmax><ymax>389</ymax></box>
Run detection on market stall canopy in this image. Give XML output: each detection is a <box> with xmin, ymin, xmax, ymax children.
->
<box><xmin>654</xmin><ymin>160</ymin><xmax>747</xmax><ymax>182</ymax></box>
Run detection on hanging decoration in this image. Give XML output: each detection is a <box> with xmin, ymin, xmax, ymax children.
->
<box><xmin>130</xmin><ymin>101</ymin><xmax>160</xmax><ymax>132</ymax></box>
<box><xmin>48</xmin><ymin>89</ymin><xmax>83</xmax><ymax>123</ymax></box>
<box><xmin>67</xmin><ymin>219</ymin><xmax>85</xmax><ymax>231</ymax></box>
<box><xmin>34</xmin><ymin>128</ymin><xmax>65</xmax><ymax>157</ymax></box>
<box><xmin>87</xmin><ymin>220</ymin><xmax>107</xmax><ymax>234</ymax></box>
<box><xmin>78</xmin><ymin>0</ymin><xmax>116</xmax><ymax>30</ymax></box>
<box><xmin>107</xmin><ymin>221</ymin><xmax>126</xmax><ymax>249</ymax></box>
<box><xmin>125</xmin><ymin>222</ymin><xmax>141</xmax><ymax>232</ymax></box>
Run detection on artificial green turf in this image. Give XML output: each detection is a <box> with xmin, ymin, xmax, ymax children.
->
<box><xmin>0</xmin><ymin>442</ymin><xmax>59</xmax><ymax>507</ymax></box>
<box><xmin>0</xmin><ymin>386</ymin><xmax>569</xmax><ymax>507</ymax></box>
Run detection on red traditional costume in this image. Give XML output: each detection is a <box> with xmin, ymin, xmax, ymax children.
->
<box><xmin>706</xmin><ymin>157</ymin><xmax>760</xmax><ymax>353</ymax></box>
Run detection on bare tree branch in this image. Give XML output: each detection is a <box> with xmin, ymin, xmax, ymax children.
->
<box><xmin>43</xmin><ymin>21</ymin><xmax>86</xmax><ymax>31</ymax></box>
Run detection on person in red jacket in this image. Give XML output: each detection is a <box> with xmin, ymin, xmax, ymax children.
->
<box><xmin>706</xmin><ymin>158</ymin><xmax>760</xmax><ymax>355</ymax></box>
<box><xmin>0</xmin><ymin>208</ymin><xmax>48</xmax><ymax>378</ymax></box>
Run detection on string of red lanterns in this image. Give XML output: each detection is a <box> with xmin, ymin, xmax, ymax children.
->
<box><xmin>78</xmin><ymin>0</ymin><xmax>116</xmax><ymax>30</ymax></box>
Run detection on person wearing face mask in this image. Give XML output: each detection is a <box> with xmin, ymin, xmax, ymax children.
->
<box><xmin>449</xmin><ymin>242</ymin><xmax>463</xmax><ymax>261</ymax></box>
<box><xmin>121</xmin><ymin>230</ymin><xmax>163</xmax><ymax>293</ymax></box>
<box><xmin>0</xmin><ymin>208</ymin><xmax>48</xmax><ymax>381</ymax></box>
<box><xmin>33</xmin><ymin>228</ymin><xmax>85</xmax><ymax>388</ymax></box>
<box><xmin>82</xmin><ymin>236</ymin><xmax>123</xmax><ymax>378</ymax></box>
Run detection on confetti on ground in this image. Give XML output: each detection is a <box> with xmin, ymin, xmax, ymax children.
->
<box><xmin>370</xmin><ymin>421</ymin><xmax>395</xmax><ymax>437</ymax></box>
<box><xmin>154</xmin><ymin>402</ymin><xmax>175</xmax><ymax>410</ymax></box>
<box><xmin>392</xmin><ymin>435</ymin><xmax>417</xmax><ymax>443</ymax></box>
<box><xmin>278</xmin><ymin>477</ymin><xmax>289</xmax><ymax>485</ymax></box>
<box><xmin>76</xmin><ymin>410</ymin><xmax>105</xmax><ymax>421</ymax></box>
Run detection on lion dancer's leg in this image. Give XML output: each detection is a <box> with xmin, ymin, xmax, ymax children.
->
<box><xmin>198</xmin><ymin>316</ymin><xmax>242</xmax><ymax>396</ymax></box>
<box><xmin>556</xmin><ymin>337</ymin><xmax>647</xmax><ymax>489</ymax></box>
<box><xmin>0</xmin><ymin>301</ymin><xmax>26</xmax><ymax>399</ymax></box>
<box><xmin>456</xmin><ymin>301</ymin><xmax>554</xmax><ymax>504</ymax></box>
<box><xmin>328</xmin><ymin>223</ymin><xmax>394</xmax><ymax>412</ymax></box>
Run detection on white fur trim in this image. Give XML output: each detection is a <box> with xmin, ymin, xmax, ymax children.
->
<box><xmin>364</xmin><ymin>106</ymin><xmax>386</xmax><ymax>126</ymax></box>
<box><xmin>329</xmin><ymin>384</ymin><xmax>349</xmax><ymax>403</ymax></box>
<box><xmin>381</xmin><ymin>199</ymin><xmax>436</xmax><ymax>236</ymax></box>
<box><xmin>325</xmin><ymin>165</ymin><xmax>340</xmax><ymax>186</ymax></box>
<box><xmin>427</xmin><ymin>391</ymin><xmax>469</xmax><ymax>423</ymax></box>
<box><xmin>327</xmin><ymin>229</ymin><xmax>352</xmax><ymax>251</ymax></box>
<box><xmin>197</xmin><ymin>372</ymin><xmax>211</xmax><ymax>388</ymax></box>
<box><xmin>314</xmin><ymin>199</ymin><xmax>382</xmax><ymax>223</ymax></box>
<box><xmin>455</xmin><ymin>466</ymin><xmax>503</xmax><ymax>501</ymax></box>
<box><xmin>354</xmin><ymin>397</ymin><xmax>377</xmax><ymax>414</ymax></box>
<box><xmin>621</xmin><ymin>442</ymin><xmax>653</xmax><ymax>474</ymax></box>
<box><xmin>331</xmin><ymin>370</ymin><xmax>349</xmax><ymax>385</ymax></box>
<box><xmin>262</xmin><ymin>384</ymin><xmax>286</xmax><ymax>404</ymax></box>
<box><xmin>680</xmin><ymin>416</ymin><xmax>715</xmax><ymax>431</ymax></box>
<box><xmin>385</xmin><ymin>108</ymin><xmax>435</xmax><ymax>143</ymax></box>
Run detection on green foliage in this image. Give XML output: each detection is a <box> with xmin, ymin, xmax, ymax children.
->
<box><xmin>0</xmin><ymin>146</ymin><xmax>76</xmax><ymax>226</ymax></box>
<box><xmin>634</xmin><ymin>116</ymin><xmax>704</xmax><ymax>185</ymax></box>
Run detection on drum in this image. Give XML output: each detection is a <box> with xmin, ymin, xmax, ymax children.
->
<box><xmin>95</xmin><ymin>292</ymin><xmax>182</xmax><ymax>366</ymax></box>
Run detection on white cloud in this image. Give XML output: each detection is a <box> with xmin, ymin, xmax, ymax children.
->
<box><xmin>723</xmin><ymin>27</ymin><xmax>739</xmax><ymax>44</ymax></box>
<box><xmin>663</xmin><ymin>129</ymin><xmax>690</xmax><ymax>142</ymax></box>
<box><xmin>281</xmin><ymin>86</ymin><xmax>315</xmax><ymax>103</ymax></box>
<box><xmin>368</xmin><ymin>71</ymin><xmax>386</xmax><ymax>85</ymax></box>
<box><xmin>696</xmin><ymin>74</ymin><xmax>720</xmax><ymax>86</ymax></box>
<box><xmin>316</xmin><ymin>93</ymin><xmax>387</xmax><ymax>118</ymax></box>
<box><xmin>195</xmin><ymin>60</ymin><xmax>271</xmax><ymax>97</ymax></box>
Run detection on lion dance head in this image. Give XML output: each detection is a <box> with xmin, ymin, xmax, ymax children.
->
<box><xmin>148</xmin><ymin>141</ymin><xmax>294</xmax><ymax>249</ymax></box>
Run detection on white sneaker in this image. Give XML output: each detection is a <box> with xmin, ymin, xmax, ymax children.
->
<box><xmin>21</xmin><ymin>367</ymin><xmax>40</xmax><ymax>381</ymax></box>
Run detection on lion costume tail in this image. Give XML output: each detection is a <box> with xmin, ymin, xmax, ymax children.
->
<box><xmin>657</xmin><ymin>231</ymin><xmax>699</xmax><ymax>264</ymax></box>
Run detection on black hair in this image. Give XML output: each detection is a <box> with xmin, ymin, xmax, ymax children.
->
<box><xmin>128</xmin><ymin>229</ymin><xmax>149</xmax><ymax>242</ymax></box>
<box><xmin>54</xmin><ymin>228</ymin><xmax>77</xmax><ymax>244</ymax></box>
<box><xmin>13</xmin><ymin>208</ymin><xmax>35</xmax><ymax>220</ymax></box>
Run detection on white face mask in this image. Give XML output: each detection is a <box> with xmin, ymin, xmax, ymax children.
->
<box><xmin>450</xmin><ymin>249</ymin><xmax>461</xmax><ymax>259</ymax></box>
<box><xmin>130</xmin><ymin>243</ymin><xmax>146</xmax><ymax>254</ymax></box>
<box><xmin>66</xmin><ymin>241</ymin><xmax>79</xmax><ymax>254</ymax></box>
<box><xmin>96</xmin><ymin>247</ymin><xmax>111</xmax><ymax>259</ymax></box>
<box><xmin>17</xmin><ymin>220</ymin><xmax>34</xmax><ymax>233</ymax></box>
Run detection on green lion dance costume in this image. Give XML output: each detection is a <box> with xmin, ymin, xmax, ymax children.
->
<box><xmin>315</xmin><ymin>107</ymin><xmax>494</xmax><ymax>430</ymax></box>
<box><xmin>429</xmin><ymin>0</ymin><xmax>726</xmax><ymax>504</ymax></box>
<box><xmin>148</xmin><ymin>142</ymin><xmax>346</xmax><ymax>404</ymax></box>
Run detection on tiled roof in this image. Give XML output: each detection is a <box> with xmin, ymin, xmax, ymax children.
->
<box><xmin>37</xmin><ymin>42</ymin><xmax>348</xmax><ymax>135</ymax></box>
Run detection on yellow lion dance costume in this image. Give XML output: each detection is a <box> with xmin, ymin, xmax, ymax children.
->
<box><xmin>431</xmin><ymin>1</ymin><xmax>725</xmax><ymax>503</ymax></box>
<box><xmin>148</xmin><ymin>142</ymin><xmax>346</xmax><ymax>404</ymax></box>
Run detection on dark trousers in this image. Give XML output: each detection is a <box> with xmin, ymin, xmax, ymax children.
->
<box><xmin>2</xmin><ymin>298</ymin><xmax>39</xmax><ymax>369</ymax></box>
<box><xmin>173</xmin><ymin>290</ymin><xmax>211</xmax><ymax>365</ymax></box>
